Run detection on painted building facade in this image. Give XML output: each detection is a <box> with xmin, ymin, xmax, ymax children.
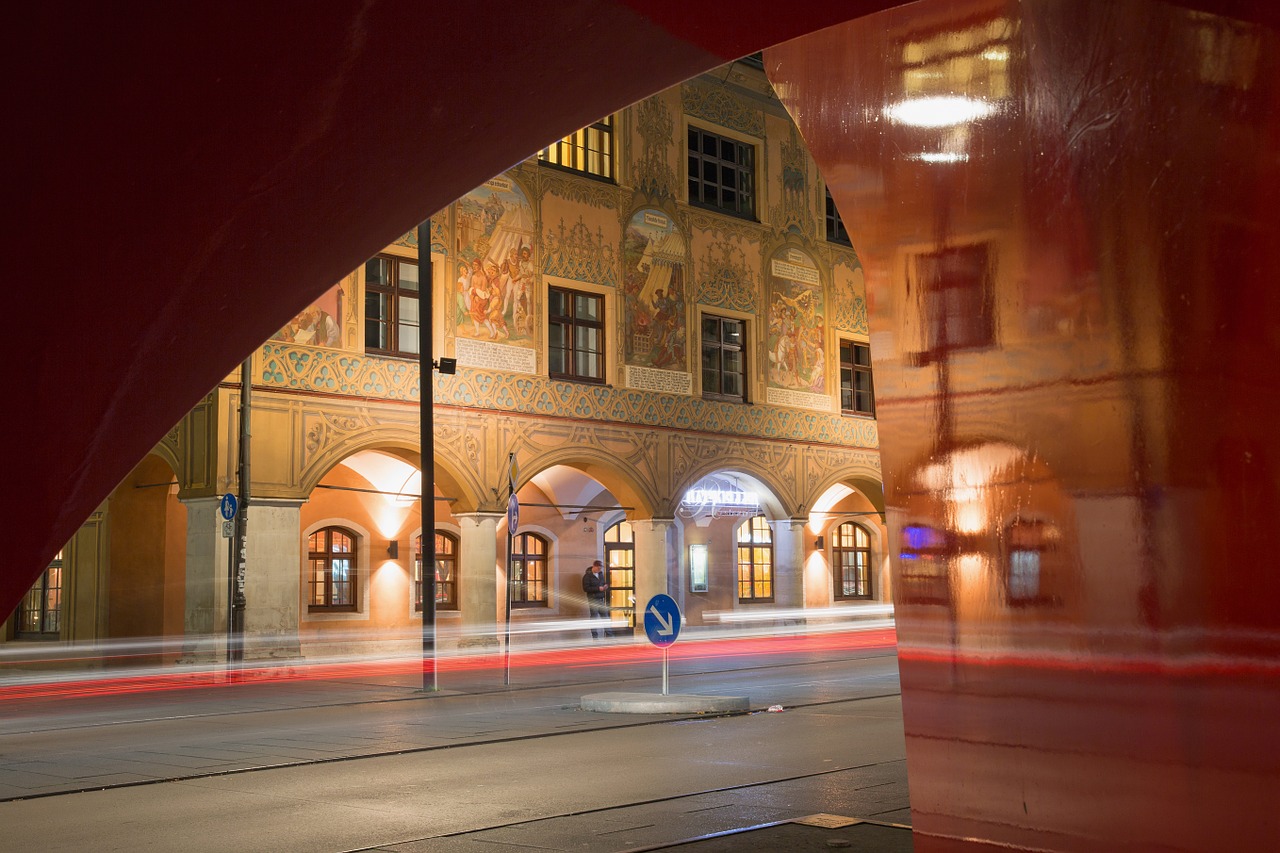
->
<box><xmin>4</xmin><ymin>61</ymin><xmax>886</xmax><ymax>659</ymax></box>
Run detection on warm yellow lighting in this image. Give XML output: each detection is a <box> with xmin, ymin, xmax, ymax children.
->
<box><xmin>886</xmin><ymin>96</ymin><xmax>996</xmax><ymax>128</ymax></box>
<box><xmin>982</xmin><ymin>47</ymin><xmax>1010</xmax><ymax>62</ymax></box>
<box><xmin>913</xmin><ymin>151</ymin><xmax>969</xmax><ymax>163</ymax></box>
<box><xmin>954</xmin><ymin>500</ymin><xmax>986</xmax><ymax>535</ymax></box>
<box><xmin>957</xmin><ymin>554</ymin><xmax>986</xmax><ymax>584</ymax></box>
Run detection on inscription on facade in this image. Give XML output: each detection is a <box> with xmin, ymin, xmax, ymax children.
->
<box><xmin>455</xmin><ymin>338</ymin><xmax>538</xmax><ymax>374</ymax></box>
<box><xmin>767</xmin><ymin>387</ymin><xmax>835</xmax><ymax>412</ymax></box>
<box><xmin>770</xmin><ymin>259</ymin><xmax>820</xmax><ymax>286</ymax></box>
<box><xmin>626</xmin><ymin>365</ymin><xmax>693</xmax><ymax>395</ymax></box>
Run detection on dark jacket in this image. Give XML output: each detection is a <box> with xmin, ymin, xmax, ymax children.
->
<box><xmin>582</xmin><ymin>568</ymin><xmax>608</xmax><ymax>602</ymax></box>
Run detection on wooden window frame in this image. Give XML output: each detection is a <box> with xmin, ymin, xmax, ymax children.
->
<box><xmin>548</xmin><ymin>286</ymin><xmax>605</xmax><ymax>383</ymax></box>
<box><xmin>736</xmin><ymin>515</ymin><xmax>775</xmax><ymax>602</ymax></box>
<box><xmin>839</xmin><ymin>340</ymin><xmax>876</xmax><ymax>417</ymax></box>
<box><xmin>308</xmin><ymin>526</ymin><xmax>358</xmax><ymax>612</ymax></box>
<box><xmin>701</xmin><ymin>314</ymin><xmax>747</xmax><ymax>402</ymax></box>
<box><xmin>415</xmin><ymin>531</ymin><xmax>459</xmax><ymax>612</ymax></box>
<box><xmin>364</xmin><ymin>253</ymin><xmax>421</xmax><ymax>359</ymax></box>
<box><xmin>16</xmin><ymin>554</ymin><xmax>62</xmax><ymax>638</ymax></box>
<box><xmin>688</xmin><ymin>125</ymin><xmax>756</xmax><ymax>220</ymax></box>
<box><xmin>604</xmin><ymin>520</ymin><xmax>636</xmax><ymax>627</ymax></box>
<box><xmin>510</xmin><ymin>532</ymin><xmax>549</xmax><ymax>608</ymax></box>
<box><xmin>538</xmin><ymin>115</ymin><xmax>615</xmax><ymax>182</ymax></box>
<box><xmin>832</xmin><ymin>522</ymin><xmax>873</xmax><ymax>600</ymax></box>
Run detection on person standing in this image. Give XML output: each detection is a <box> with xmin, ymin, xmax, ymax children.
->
<box><xmin>582</xmin><ymin>560</ymin><xmax>610</xmax><ymax>640</ymax></box>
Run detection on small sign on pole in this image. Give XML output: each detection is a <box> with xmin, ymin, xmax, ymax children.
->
<box><xmin>507</xmin><ymin>493</ymin><xmax>520</xmax><ymax>536</ymax></box>
<box><xmin>644</xmin><ymin>594</ymin><xmax>683</xmax><ymax>695</ymax></box>
<box><xmin>221</xmin><ymin>520</ymin><xmax>234</xmax><ymax>538</ymax></box>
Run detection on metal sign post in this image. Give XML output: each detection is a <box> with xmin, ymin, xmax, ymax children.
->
<box><xmin>643</xmin><ymin>594</ymin><xmax>682</xmax><ymax>696</ymax></box>
<box><xmin>503</xmin><ymin>453</ymin><xmax>518</xmax><ymax>687</ymax></box>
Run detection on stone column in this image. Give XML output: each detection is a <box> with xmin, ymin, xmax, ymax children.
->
<box><xmin>632</xmin><ymin>518</ymin><xmax>676</xmax><ymax>631</ymax></box>
<box><xmin>179</xmin><ymin>496</ymin><xmax>229</xmax><ymax>662</ymax></box>
<box><xmin>457</xmin><ymin>512</ymin><xmax>503</xmax><ymax>647</ymax></box>
<box><xmin>773</xmin><ymin>518</ymin><xmax>807</xmax><ymax>610</ymax></box>
<box><xmin>242</xmin><ymin>499</ymin><xmax>304</xmax><ymax>660</ymax></box>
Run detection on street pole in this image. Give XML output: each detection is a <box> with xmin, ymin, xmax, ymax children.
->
<box><xmin>504</xmin><ymin>453</ymin><xmax>515</xmax><ymax>687</ymax></box>
<box><xmin>419</xmin><ymin>218</ymin><xmax>438</xmax><ymax>693</ymax></box>
<box><xmin>229</xmin><ymin>357</ymin><xmax>251</xmax><ymax>676</ymax></box>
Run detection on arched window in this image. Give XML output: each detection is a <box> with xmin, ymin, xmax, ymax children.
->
<box><xmin>833</xmin><ymin>522</ymin><xmax>872</xmax><ymax>600</ymax></box>
<box><xmin>415</xmin><ymin>531</ymin><xmax>459</xmax><ymax>612</ymax></box>
<box><xmin>308</xmin><ymin>527</ymin><xmax>356</xmax><ymax>611</ymax></box>
<box><xmin>604</xmin><ymin>520</ymin><xmax>635</xmax><ymax>626</ymax></box>
<box><xmin>510</xmin><ymin>532</ymin><xmax>548</xmax><ymax>607</ymax></box>
<box><xmin>736</xmin><ymin>515</ymin><xmax>774</xmax><ymax>601</ymax></box>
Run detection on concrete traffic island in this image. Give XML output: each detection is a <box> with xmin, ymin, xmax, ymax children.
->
<box><xmin>580</xmin><ymin>692</ymin><xmax>750</xmax><ymax>714</ymax></box>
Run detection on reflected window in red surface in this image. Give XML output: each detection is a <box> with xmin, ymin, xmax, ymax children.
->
<box><xmin>737</xmin><ymin>516</ymin><xmax>774</xmax><ymax>601</ymax></box>
<box><xmin>415</xmin><ymin>532</ymin><xmax>458</xmax><ymax>612</ymax></box>
<box><xmin>898</xmin><ymin>524</ymin><xmax>951</xmax><ymax>605</ymax></box>
<box><xmin>825</xmin><ymin>187</ymin><xmax>851</xmax><ymax>246</ymax></box>
<box><xmin>309</xmin><ymin>527</ymin><xmax>357</xmax><ymax>612</ymax></box>
<box><xmin>914</xmin><ymin>243</ymin><xmax>994</xmax><ymax>354</ymax></box>
<box><xmin>511</xmin><ymin>533</ymin><xmax>549</xmax><ymax>607</ymax></box>
<box><xmin>833</xmin><ymin>523</ymin><xmax>872</xmax><ymax>600</ymax></box>
<box><xmin>1003</xmin><ymin>519</ymin><xmax>1061</xmax><ymax>607</ymax></box>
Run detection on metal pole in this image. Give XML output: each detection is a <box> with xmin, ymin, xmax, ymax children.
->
<box><xmin>504</xmin><ymin>454</ymin><xmax>515</xmax><ymax>686</ymax></box>
<box><xmin>230</xmin><ymin>357</ymin><xmax>251</xmax><ymax>676</ymax></box>
<box><xmin>419</xmin><ymin>219</ymin><xmax>438</xmax><ymax>693</ymax></box>
<box><xmin>662</xmin><ymin>647</ymin><xmax>669</xmax><ymax>695</ymax></box>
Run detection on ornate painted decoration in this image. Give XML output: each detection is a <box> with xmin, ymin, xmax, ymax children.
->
<box><xmin>767</xmin><ymin>247</ymin><xmax>826</xmax><ymax>395</ymax></box>
<box><xmin>542</xmin><ymin>215</ymin><xmax>619</xmax><ymax>287</ymax></box>
<box><xmin>682</xmin><ymin>81</ymin><xmax>765</xmax><ymax>138</ymax></box>
<box><xmin>271</xmin><ymin>279</ymin><xmax>346</xmax><ymax>349</ymax></box>
<box><xmin>258</xmin><ymin>344</ymin><xmax>878</xmax><ymax>450</ymax></box>
<box><xmin>623</xmin><ymin>209</ymin><xmax>687</xmax><ymax>371</ymax></box>
<box><xmin>393</xmin><ymin>219</ymin><xmax>448</xmax><ymax>255</ymax></box>
<box><xmin>769</xmin><ymin>128</ymin><xmax>818</xmax><ymax>237</ymax></box>
<box><xmin>538</xmin><ymin>169</ymin><xmax>620</xmax><ymax>210</ymax></box>
<box><xmin>695</xmin><ymin>237</ymin><xmax>757</xmax><ymax>314</ymax></box>
<box><xmin>635</xmin><ymin>95</ymin><xmax>676</xmax><ymax>202</ymax></box>
<box><xmin>454</xmin><ymin>177</ymin><xmax>537</xmax><ymax>346</ymax></box>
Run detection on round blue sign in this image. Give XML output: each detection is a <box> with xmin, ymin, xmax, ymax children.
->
<box><xmin>507</xmin><ymin>493</ymin><xmax>519</xmax><ymax>536</ymax></box>
<box><xmin>643</xmin><ymin>593</ymin><xmax>682</xmax><ymax>648</ymax></box>
<box><xmin>219</xmin><ymin>492</ymin><xmax>238</xmax><ymax>521</ymax></box>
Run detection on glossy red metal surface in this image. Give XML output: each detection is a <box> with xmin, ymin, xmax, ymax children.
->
<box><xmin>769</xmin><ymin>1</ymin><xmax>1280</xmax><ymax>848</ymax></box>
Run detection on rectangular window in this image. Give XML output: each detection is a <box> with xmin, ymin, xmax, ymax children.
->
<box><xmin>915</xmin><ymin>243</ymin><xmax>994</xmax><ymax>354</ymax></box>
<box><xmin>539</xmin><ymin>116</ymin><xmax>614</xmax><ymax>181</ymax></box>
<box><xmin>688</xmin><ymin>126</ymin><xmax>755</xmax><ymax>219</ymax></box>
<box><xmin>839</xmin><ymin>341</ymin><xmax>875</xmax><ymax>416</ymax></box>
<box><xmin>17</xmin><ymin>554</ymin><xmax>62</xmax><ymax>638</ymax></box>
<box><xmin>364</xmin><ymin>254</ymin><xmax>420</xmax><ymax>358</ymax></box>
<box><xmin>548</xmin><ymin>286</ymin><xmax>604</xmax><ymax>382</ymax></box>
<box><xmin>825</xmin><ymin>187</ymin><xmax>851</xmax><ymax>245</ymax></box>
<box><xmin>701</xmin><ymin>315</ymin><xmax>746</xmax><ymax>402</ymax></box>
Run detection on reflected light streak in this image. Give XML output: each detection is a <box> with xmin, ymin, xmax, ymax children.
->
<box><xmin>886</xmin><ymin>95</ymin><xmax>996</xmax><ymax>128</ymax></box>
<box><xmin>0</xmin><ymin>622</ymin><xmax>898</xmax><ymax>703</ymax></box>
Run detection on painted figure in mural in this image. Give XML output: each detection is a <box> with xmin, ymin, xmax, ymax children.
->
<box><xmin>468</xmin><ymin>259</ymin><xmax>495</xmax><ymax>337</ymax></box>
<box><xmin>483</xmin><ymin>260</ymin><xmax>509</xmax><ymax>339</ymax></box>
<box><xmin>281</xmin><ymin>307</ymin><xmax>341</xmax><ymax>347</ymax></box>
<box><xmin>482</xmin><ymin>193</ymin><xmax>505</xmax><ymax>236</ymax></box>
<box><xmin>456</xmin><ymin>262</ymin><xmax>473</xmax><ymax>316</ymax></box>
<box><xmin>512</xmin><ymin>243</ymin><xmax>535</xmax><ymax>337</ymax></box>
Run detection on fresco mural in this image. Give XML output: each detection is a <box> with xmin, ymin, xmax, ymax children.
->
<box><xmin>453</xmin><ymin>177</ymin><xmax>537</xmax><ymax>345</ymax></box>
<box><xmin>623</xmin><ymin>209</ymin><xmax>687</xmax><ymax>372</ymax></box>
<box><xmin>767</xmin><ymin>248</ymin><xmax>826</xmax><ymax>398</ymax></box>
<box><xmin>273</xmin><ymin>280</ymin><xmax>344</xmax><ymax>348</ymax></box>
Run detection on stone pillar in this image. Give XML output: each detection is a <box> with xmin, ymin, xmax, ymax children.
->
<box><xmin>632</xmin><ymin>518</ymin><xmax>676</xmax><ymax>629</ymax></box>
<box><xmin>773</xmin><ymin>519</ymin><xmax>807</xmax><ymax>610</ymax></box>
<box><xmin>242</xmin><ymin>499</ymin><xmax>304</xmax><ymax>660</ymax></box>
<box><xmin>457</xmin><ymin>512</ymin><xmax>503</xmax><ymax>647</ymax></box>
<box><xmin>179</xmin><ymin>496</ymin><xmax>228</xmax><ymax>662</ymax></box>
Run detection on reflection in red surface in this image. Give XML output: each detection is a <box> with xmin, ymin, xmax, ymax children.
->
<box><xmin>0</xmin><ymin>627</ymin><xmax>897</xmax><ymax>703</ymax></box>
<box><xmin>771</xmin><ymin>0</ymin><xmax>1280</xmax><ymax>849</ymax></box>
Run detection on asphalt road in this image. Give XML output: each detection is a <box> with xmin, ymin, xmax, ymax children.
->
<box><xmin>0</xmin><ymin>629</ymin><xmax>908</xmax><ymax>851</ymax></box>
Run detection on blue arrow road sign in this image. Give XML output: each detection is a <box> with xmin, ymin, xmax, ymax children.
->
<box><xmin>643</xmin><ymin>594</ymin><xmax>682</xmax><ymax>648</ymax></box>
<box><xmin>219</xmin><ymin>493</ymin><xmax>238</xmax><ymax>521</ymax></box>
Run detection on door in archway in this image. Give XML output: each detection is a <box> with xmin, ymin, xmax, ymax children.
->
<box><xmin>604</xmin><ymin>520</ymin><xmax>635</xmax><ymax>630</ymax></box>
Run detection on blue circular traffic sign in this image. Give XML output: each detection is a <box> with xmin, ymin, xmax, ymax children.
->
<box><xmin>219</xmin><ymin>493</ymin><xmax>238</xmax><ymax>521</ymax></box>
<box><xmin>643</xmin><ymin>594</ymin><xmax>682</xmax><ymax>648</ymax></box>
